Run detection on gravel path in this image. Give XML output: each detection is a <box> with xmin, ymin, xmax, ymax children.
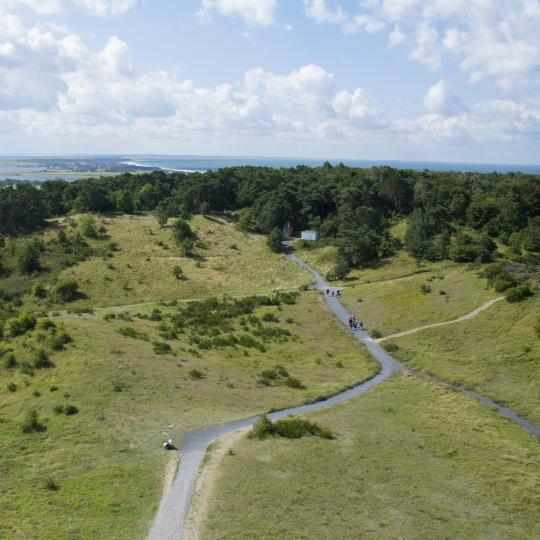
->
<box><xmin>376</xmin><ymin>296</ymin><xmax>504</xmax><ymax>342</ymax></box>
<box><xmin>147</xmin><ymin>253</ymin><xmax>539</xmax><ymax>540</ymax></box>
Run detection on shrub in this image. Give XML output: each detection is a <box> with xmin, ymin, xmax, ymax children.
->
<box><xmin>49</xmin><ymin>385</ymin><xmax>58</xmax><ymax>392</ymax></box>
<box><xmin>53</xmin><ymin>279</ymin><xmax>81</xmax><ymax>303</ymax></box>
<box><xmin>326</xmin><ymin>252</ymin><xmax>350</xmax><ymax>281</ymax></box>
<box><xmin>80</xmin><ymin>215</ymin><xmax>98</xmax><ymax>238</ymax></box>
<box><xmin>16</xmin><ymin>238</ymin><xmax>42</xmax><ymax>274</ymax></box>
<box><xmin>33</xmin><ymin>284</ymin><xmax>47</xmax><ymax>298</ymax></box>
<box><xmin>32</xmin><ymin>349</ymin><xmax>53</xmax><ymax>369</ymax></box>
<box><xmin>64</xmin><ymin>405</ymin><xmax>79</xmax><ymax>415</ymax></box>
<box><xmin>103</xmin><ymin>313</ymin><xmax>116</xmax><ymax>321</ymax></box>
<box><xmin>47</xmin><ymin>330</ymin><xmax>72</xmax><ymax>351</ymax></box>
<box><xmin>267</xmin><ymin>227</ymin><xmax>283</xmax><ymax>253</ymax></box>
<box><xmin>261</xmin><ymin>312</ymin><xmax>279</xmax><ymax>323</ymax></box>
<box><xmin>4</xmin><ymin>313</ymin><xmax>37</xmax><ymax>337</ymax></box>
<box><xmin>7</xmin><ymin>382</ymin><xmax>17</xmax><ymax>392</ymax></box>
<box><xmin>505</xmin><ymin>284</ymin><xmax>533</xmax><ymax>303</ymax></box>
<box><xmin>3</xmin><ymin>353</ymin><xmax>17</xmax><ymax>369</ymax></box>
<box><xmin>189</xmin><ymin>369</ymin><xmax>204</xmax><ymax>380</ymax></box>
<box><xmin>153</xmin><ymin>341</ymin><xmax>172</xmax><ymax>355</ymax></box>
<box><xmin>370</xmin><ymin>329</ymin><xmax>382</xmax><ymax>339</ymax></box>
<box><xmin>37</xmin><ymin>318</ymin><xmax>55</xmax><ymax>331</ymax></box>
<box><xmin>53</xmin><ymin>405</ymin><xmax>64</xmax><ymax>414</ymax></box>
<box><xmin>45</xmin><ymin>478</ymin><xmax>59</xmax><ymax>491</ymax></box>
<box><xmin>33</xmin><ymin>390</ymin><xmax>41</xmax><ymax>397</ymax></box>
<box><xmin>249</xmin><ymin>415</ymin><xmax>334</xmax><ymax>440</ymax></box>
<box><xmin>21</xmin><ymin>408</ymin><xmax>46</xmax><ymax>433</ymax></box>
<box><xmin>172</xmin><ymin>265</ymin><xmax>184</xmax><ymax>279</ymax></box>
<box><xmin>285</xmin><ymin>377</ymin><xmax>305</xmax><ymax>389</ymax></box>
<box><xmin>420</xmin><ymin>283</ymin><xmax>432</xmax><ymax>294</ymax></box>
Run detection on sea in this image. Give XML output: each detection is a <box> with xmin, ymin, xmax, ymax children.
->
<box><xmin>1</xmin><ymin>155</ymin><xmax>539</xmax><ymax>182</ymax></box>
<box><xmin>121</xmin><ymin>155</ymin><xmax>540</xmax><ymax>175</ymax></box>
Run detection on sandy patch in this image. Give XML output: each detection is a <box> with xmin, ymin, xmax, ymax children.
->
<box><xmin>183</xmin><ymin>428</ymin><xmax>250</xmax><ymax>540</ymax></box>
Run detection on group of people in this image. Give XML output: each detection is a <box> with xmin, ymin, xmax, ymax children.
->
<box><xmin>325</xmin><ymin>288</ymin><xmax>341</xmax><ymax>297</ymax></box>
<box><xmin>348</xmin><ymin>314</ymin><xmax>363</xmax><ymax>331</ymax></box>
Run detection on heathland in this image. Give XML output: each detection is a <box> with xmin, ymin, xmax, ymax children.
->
<box><xmin>1</xmin><ymin>164</ymin><xmax>539</xmax><ymax>539</ymax></box>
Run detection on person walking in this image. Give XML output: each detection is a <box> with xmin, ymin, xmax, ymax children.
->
<box><xmin>348</xmin><ymin>315</ymin><xmax>353</xmax><ymax>330</ymax></box>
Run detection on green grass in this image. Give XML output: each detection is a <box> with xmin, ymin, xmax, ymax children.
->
<box><xmin>339</xmin><ymin>259</ymin><xmax>498</xmax><ymax>336</ymax></box>
<box><xmin>199</xmin><ymin>374</ymin><xmax>540</xmax><ymax>540</ymax></box>
<box><xmin>0</xmin><ymin>291</ymin><xmax>376</xmax><ymax>539</ymax></box>
<box><xmin>56</xmin><ymin>214</ymin><xmax>311</xmax><ymax>308</ymax></box>
<box><xmin>387</xmin><ymin>294</ymin><xmax>540</xmax><ymax>425</ymax></box>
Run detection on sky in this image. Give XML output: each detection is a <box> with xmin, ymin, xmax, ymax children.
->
<box><xmin>0</xmin><ymin>0</ymin><xmax>539</xmax><ymax>163</ymax></box>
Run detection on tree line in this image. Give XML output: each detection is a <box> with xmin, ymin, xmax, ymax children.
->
<box><xmin>1</xmin><ymin>164</ymin><xmax>539</xmax><ymax>270</ymax></box>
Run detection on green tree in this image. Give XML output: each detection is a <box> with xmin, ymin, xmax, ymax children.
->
<box><xmin>267</xmin><ymin>227</ymin><xmax>283</xmax><ymax>253</ymax></box>
<box><xmin>237</xmin><ymin>208</ymin><xmax>257</xmax><ymax>232</ymax></box>
<box><xmin>53</xmin><ymin>279</ymin><xmax>81</xmax><ymax>303</ymax></box>
<box><xmin>16</xmin><ymin>238</ymin><xmax>42</xmax><ymax>274</ymax></box>
<box><xmin>199</xmin><ymin>201</ymin><xmax>211</xmax><ymax>216</ymax></box>
<box><xmin>79</xmin><ymin>215</ymin><xmax>97</xmax><ymax>238</ymax></box>
<box><xmin>155</xmin><ymin>203</ymin><xmax>169</xmax><ymax>228</ymax></box>
<box><xmin>326</xmin><ymin>250</ymin><xmax>350</xmax><ymax>281</ymax></box>
<box><xmin>172</xmin><ymin>219</ymin><xmax>194</xmax><ymax>246</ymax></box>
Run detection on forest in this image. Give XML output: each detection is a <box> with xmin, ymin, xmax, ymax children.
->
<box><xmin>1</xmin><ymin>164</ymin><xmax>539</xmax><ymax>273</ymax></box>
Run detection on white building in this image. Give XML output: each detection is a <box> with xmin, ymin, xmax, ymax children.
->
<box><xmin>301</xmin><ymin>230</ymin><xmax>320</xmax><ymax>241</ymax></box>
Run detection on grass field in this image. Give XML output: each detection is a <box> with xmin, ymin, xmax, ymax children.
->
<box><xmin>199</xmin><ymin>374</ymin><xmax>540</xmax><ymax>540</ymax></box>
<box><xmin>338</xmin><ymin>258</ymin><xmax>497</xmax><ymax>336</ymax></box>
<box><xmin>0</xmin><ymin>291</ymin><xmax>376</xmax><ymax>539</ymax></box>
<box><xmin>387</xmin><ymin>294</ymin><xmax>540</xmax><ymax>425</ymax></box>
<box><xmin>58</xmin><ymin>214</ymin><xmax>311</xmax><ymax>307</ymax></box>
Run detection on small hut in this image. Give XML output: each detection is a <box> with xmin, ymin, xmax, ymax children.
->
<box><xmin>301</xmin><ymin>230</ymin><xmax>320</xmax><ymax>241</ymax></box>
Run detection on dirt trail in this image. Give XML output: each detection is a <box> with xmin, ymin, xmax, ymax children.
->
<box><xmin>183</xmin><ymin>428</ymin><xmax>249</xmax><ymax>540</ymax></box>
<box><xmin>375</xmin><ymin>296</ymin><xmax>504</xmax><ymax>343</ymax></box>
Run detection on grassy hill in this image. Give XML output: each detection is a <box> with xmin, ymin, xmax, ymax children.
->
<box><xmin>199</xmin><ymin>374</ymin><xmax>540</xmax><ymax>539</ymax></box>
<box><xmin>0</xmin><ymin>214</ymin><xmax>376</xmax><ymax>539</ymax></box>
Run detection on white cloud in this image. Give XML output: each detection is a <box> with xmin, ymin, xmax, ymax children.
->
<box><xmin>304</xmin><ymin>0</ymin><xmax>347</xmax><ymax>25</ymax></box>
<box><xmin>423</xmin><ymin>80</ymin><xmax>467</xmax><ymax>116</ymax></box>
<box><xmin>0</xmin><ymin>0</ymin><xmax>138</xmax><ymax>16</ymax></box>
<box><xmin>197</xmin><ymin>0</ymin><xmax>277</xmax><ymax>26</ymax></box>
<box><xmin>342</xmin><ymin>0</ymin><xmax>540</xmax><ymax>89</ymax></box>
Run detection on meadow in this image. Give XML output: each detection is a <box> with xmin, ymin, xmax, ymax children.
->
<box><xmin>387</xmin><ymin>293</ymin><xmax>540</xmax><ymax>425</ymax></box>
<box><xmin>199</xmin><ymin>374</ymin><xmax>540</xmax><ymax>539</ymax></box>
<box><xmin>0</xmin><ymin>284</ymin><xmax>376</xmax><ymax>538</ymax></box>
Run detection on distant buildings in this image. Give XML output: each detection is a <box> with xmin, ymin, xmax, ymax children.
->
<box><xmin>301</xmin><ymin>230</ymin><xmax>320</xmax><ymax>241</ymax></box>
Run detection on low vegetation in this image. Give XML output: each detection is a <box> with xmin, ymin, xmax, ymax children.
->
<box><xmin>199</xmin><ymin>375</ymin><xmax>540</xmax><ymax>539</ymax></box>
<box><xmin>249</xmin><ymin>414</ymin><xmax>334</xmax><ymax>440</ymax></box>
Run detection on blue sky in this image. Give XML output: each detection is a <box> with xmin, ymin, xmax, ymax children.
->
<box><xmin>0</xmin><ymin>0</ymin><xmax>538</xmax><ymax>163</ymax></box>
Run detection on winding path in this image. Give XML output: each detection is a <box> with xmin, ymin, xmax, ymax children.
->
<box><xmin>148</xmin><ymin>253</ymin><xmax>539</xmax><ymax>540</ymax></box>
<box><xmin>375</xmin><ymin>296</ymin><xmax>504</xmax><ymax>343</ymax></box>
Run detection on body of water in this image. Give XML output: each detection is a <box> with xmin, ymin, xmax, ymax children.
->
<box><xmin>122</xmin><ymin>155</ymin><xmax>540</xmax><ymax>174</ymax></box>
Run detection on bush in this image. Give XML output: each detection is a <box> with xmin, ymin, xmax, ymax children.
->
<box><xmin>261</xmin><ymin>312</ymin><xmax>279</xmax><ymax>323</ymax></box>
<box><xmin>3</xmin><ymin>353</ymin><xmax>17</xmax><ymax>369</ymax></box>
<box><xmin>172</xmin><ymin>265</ymin><xmax>184</xmax><ymax>279</ymax></box>
<box><xmin>33</xmin><ymin>284</ymin><xmax>47</xmax><ymax>298</ymax></box>
<box><xmin>7</xmin><ymin>382</ymin><xmax>17</xmax><ymax>392</ymax></box>
<box><xmin>80</xmin><ymin>215</ymin><xmax>98</xmax><ymax>238</ymax></box>
<box><xmin>4</xmin><ymin>313</ymin><xmax>37</xmax><ymax>337</ymax></box>
<box><xmin>47</xmin><ymin>330</ymin><xmax>72</xmax><ymax>351</ymax></box>
<box><xmin>189</xmin><ymin>369</ymin><xmax>204</xmax><ymax>380</ymax></box>
<box><xmin>64</xmin><ymin>405</ymin><xmax>79</xmax><ymax>415</ymax></box>
<box><xmin>53</xmin><ymin>405</ymin><xmax>64</xmax><ymax>414</ymax></box>
<box><xmin>153</xmin><ymin>341</ymin><xmax>172</xmax><ymax>355</ymax></box>
<box><xmin>326</xmin><ymin>251</ymin><xmax>350</xmax><ymax>281</ymax></box>
<box><xmin>267</xmin><ymin>227</ymin><xmax>283</xmax><ymax>253</ymax></box>
<box><xmin>16</xmin><ymin>238</ymin><xmax>42</xmax><ymax>274</ymax></box>
<box><xmin>45</xmin><ymin>478</ymin><xmax>59</xmax><ymax>491</ymax></box>
<box><xmin>285</xmin><ymin>377</ymin><xmax>305</xmax><ymax>389</ymax></box>
<box><xmin>420</xmin><ymin>284</ymin><xmax>432</xmax><ymax>294</ymax></box>
<box><xmin>249</xmin><ymin>415</ymin><xmax>334</xmax><ymax>440</ymax></box>
<box><xmin>505</xmin><ymin>284</ymin><xmax>533</xmax><ymax>303</ymax></box>
<box><xmin>32</xmin><ymin>349</ymin><xmax>53</xmax><ymax>369</ymax></box>
<box><xmin>53</xmin><ymin>279</ymin><xmax>81</xmax><ymax>303</ymax></box>
<box><xmin>21</xmin><ymin>408</ymin><xmax>46</xmax><ymax>433</ymax></box>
